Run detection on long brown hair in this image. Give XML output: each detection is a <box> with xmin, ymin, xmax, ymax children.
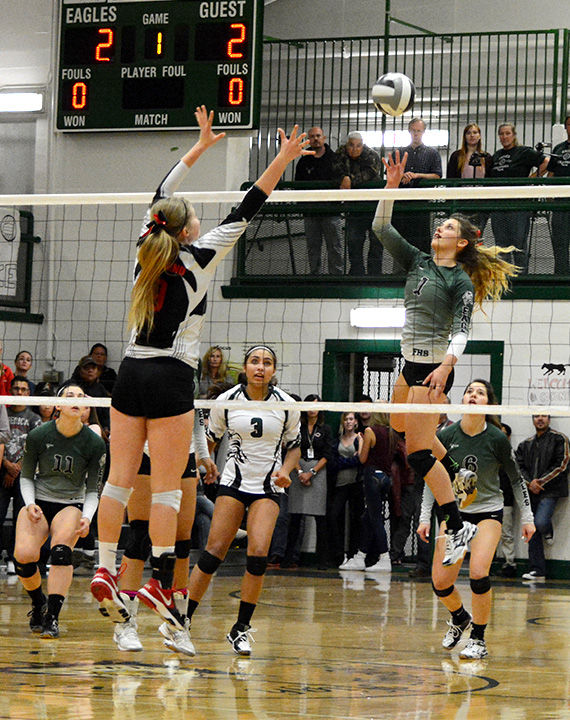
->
<box><xmin>451</xmin><ymin>213</ymin><xmax>519</xmax><ymax>308</ymax></box>
<box><xmin>456</xmin><ymin>123</ymin><xmax>488</xmax><ymax>173</ymax></box>
<box><xmin>129</xmin><ymin>197</ymin><xmax>196</xmax><ymax>338</ymax></box>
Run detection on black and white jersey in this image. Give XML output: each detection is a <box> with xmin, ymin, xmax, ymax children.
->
<box><xmin>125</xmin><ymin>161</ymin><xmax>267</xmax><ymax>369</ymax></box>
<box><xmin>206</xmin><ymin>384</ymin><xmax>301</xmax><ymax>495</ymax></box>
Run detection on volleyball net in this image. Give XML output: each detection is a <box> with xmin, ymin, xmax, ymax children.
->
<box><xmin>0</xmin><ymin>182</ymin><xmax>568</xmax><ymax>447</ymax></box>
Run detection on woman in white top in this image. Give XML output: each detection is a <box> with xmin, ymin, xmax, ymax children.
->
<box><xmin>90</xmin><ymin>108</ymin><xmax>312</xmax><ymax>631</ymax></box>
<box><xmin>185</xmin><ymin>345</ymin><xmax>301</xmax><ymax>656</ymax></box>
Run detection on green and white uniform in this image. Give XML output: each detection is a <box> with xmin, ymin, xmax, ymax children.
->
<box><xmin>19</xmin><ymin>421</ymin><xmax>107</xmax><ymax>521</ymax></box>
<box><xmin>420</xmin><ymin>421</ymin><xmax>533</xmax><ymax>523</ymax></box>
<box><xmin>372</xmin><ymin>203</ymin><xmax>474</xmax><ymax>363</ymax></box>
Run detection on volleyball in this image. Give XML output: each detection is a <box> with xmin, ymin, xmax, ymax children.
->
<box><xmin>371</xmin><ymin>73</ymin><xmax>415</xmax><ymax>116</ymax></box>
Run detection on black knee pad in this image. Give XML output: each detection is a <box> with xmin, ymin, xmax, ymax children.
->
<box><xmin>407</xmin><ymin>449</ymin><xmax>437</xmax><ymax>478</ymax></box>
<box><xmin>470</xmin><ymin>576</ymin><xmax>491</xmax><ymax>594</ymax></box>
<box><xmin>124</xmin><ymin>519</ymin><xmax>151</xmax><ymax>561</ymax></box>
<box><xmin>51</xmin><ymin>544</ymin><xmax>72</xmax><ymax>566</ymax></box>
<box><xmin>15</xmin><ymin>560</ymin><xmax>38</xmax><ymax>578</ymax></box>
<box><xmin>432</xmin><ymin>582</ymin><xmax>454</xmax><ymax>597</ymax></box>
<box><xmin>197</xmin><ymin>550</ymin><xmax>222</xmax><ymax>575</ymax></box>
<box><xmin>246</xmin><ymin>555</ymin><xmax>268</xmax><ymax>577</ymax></box>
<box><xmin>175</xmin><ymin>539</ymin><xmax>192</xmax><ymax>560</ymax></box>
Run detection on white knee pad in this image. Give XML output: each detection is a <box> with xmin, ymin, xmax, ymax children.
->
<box><xmin>101</xmin><ymin>482</ymin><xmax>133</xmax><ymax>507</ymax></box>
<box><xmin>151</xmin><ymin>489</ymin><xmax>183</xmax><ymax>512</ymax></box>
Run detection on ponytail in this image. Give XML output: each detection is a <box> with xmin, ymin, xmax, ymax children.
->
<box><xmin>128</xmin><ymin>197</ymin><xmax>195</xmax><ymax>338</ymax></box>
<box><xmin>452</xmin><ymin>214</ymin><xmax>519</xmax><ymax>309</ymax></box>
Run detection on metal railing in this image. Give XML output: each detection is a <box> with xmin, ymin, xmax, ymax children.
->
<box><xmin>250</xmin><ymin>29</ymin><xmax>562</xmax><ymax>180</ymax></box>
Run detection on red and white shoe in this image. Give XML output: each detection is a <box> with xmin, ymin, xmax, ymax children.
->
<box><xmin>137</xmin><ymin>578</ymin><xmax>185</xmax><ymax>630</ymax></box>
<box><xmin>91</xmin><ymin>567</ymin><xmax>130</xmax><ymax>623</ymax></box>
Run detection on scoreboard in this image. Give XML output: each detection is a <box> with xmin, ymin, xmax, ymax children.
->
<box><xmin>56</xmin><ymin>0</ymin><xmax>263</xmax><ymax>131</ymax></box>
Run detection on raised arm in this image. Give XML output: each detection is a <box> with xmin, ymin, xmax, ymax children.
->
<box><xmin>255</xmin><ymin>126</ymin><xmax>313</xmax><ymax>196</ymax></box>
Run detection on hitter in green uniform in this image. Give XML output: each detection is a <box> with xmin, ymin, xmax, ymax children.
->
<box><xmin>418</xmin><ymin>379</ymin><xmax>535</xmax><ymax>660</ymax></box>
<box><xmin>373</xmin><ymin>151</ymin><xmax>518</xmax><ymax>568</ymax></box>
<box><xmin>14</xmin><ymin>384</ymin><xmax>106</xmax><ymax>638</ymax></box>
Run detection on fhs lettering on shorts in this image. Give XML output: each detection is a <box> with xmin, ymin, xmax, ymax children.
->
<box><xmin>412</xmin><ymin>348</ymin><xmax>429</xmax><ymax>357</ymax></box>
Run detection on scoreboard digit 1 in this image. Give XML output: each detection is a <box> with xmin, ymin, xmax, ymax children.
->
<box><xmin>56</xmin><ymin>0</ymin><xmax>263</xmax><ymax>131</ymax></box>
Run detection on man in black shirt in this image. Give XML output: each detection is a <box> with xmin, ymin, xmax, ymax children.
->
<box><xmin>515</xmin><ymin>414</ymin><xmax>569</xmax><ymax>581</ymax></box>
<box><xmin>295</xmin><ymin>127</ymin><xmax>344</xmax><ymax>275</ymax></box>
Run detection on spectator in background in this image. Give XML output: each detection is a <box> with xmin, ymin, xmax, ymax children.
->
<box><xmin>0</xmin><ymin>342</ymin><xmax>14</xmax><ymax>395</ymax></box>
<box><xmin>295</xmin><ymin>127</ymin><xmax>344</xmax><ymax>275</ymax></box>
<box><xmin>89</xmin><ymin>344</ymin><xmax>117</xmax><ymax>395</ymax></box>
<box><xmin>34</xmin><ymin>388</ymin><xmax>57</xmax><ymax>424</ymax></box>
<box><xmin>14</xmin><ymin>351</ymin><xmax>35</xmax><ymax>394</ymax></box>
<box><xmin>330</xmin><ymin>412</ymin><xmax>363</xmax><ymax>567</ymax></box>
<box><xmin>516</xmin><ymin>414</ymin><xmax>569</xmax><ymax>582</ymax></box>
<box><xmin>198</xmin><ymin>346</ymin><xmax>235</xmax><ymax>398</ymax></box>
<box><xmin>281</xmin><ymin>394</ymin><xmax>333</xmax><ymax>569</ymax></box>
<box><xmin>548</xmin><ymin>115</ymin><xmax>570</xmax><ymax>274</ymax></box>
<box><xmin>447</xmin><ymin>123</ymin><xmax>493</xmax><ymax>233</ymax></box>
<box><xmin>70</xmin><ymin>356</ymin><xmax>110</xmax><ymax>434</ymax></box>
<box><xmin>336</xmin><ymin>133</ymin><xmax>382</xmax><ymax>275</ymax></box>
<box><xmin>489</xmin><ymin>122</ymin><xmax>549</xmax><ymax>272</ymax></box>
<box><xmin>391</xmin><ymin>118</ymin><xmax>443</xmax><ymax>255</ymax></box>
<box><xmin>447</xmin><ymin>123</ymin><xmax>493</xmax><ymax>180</ymax></box>
<box><xmin>0</xmin><ymin>377</ymin><xmax>41</xmax><ymax>572</ymax></box>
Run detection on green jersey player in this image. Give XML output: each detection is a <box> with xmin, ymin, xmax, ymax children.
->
<box><xmin>14</xmin><ymin>384</ymin><xmax>106</xmax><ymax>639</ymax></box>
<box><xmin>373</xmin><ymin>150</ymin><xmax>518</xmax><ymax>568</ymax></box>
<box><xmin>418</xmin><ymin>379</ymin><xmax>535</xmax><ymax>660</ymax></box>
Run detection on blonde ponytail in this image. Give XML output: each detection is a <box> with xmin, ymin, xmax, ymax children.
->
<box><xmin>128</xmin><ymin>197</ymin><xmax>195</xmax><ymax>338</ymax></box>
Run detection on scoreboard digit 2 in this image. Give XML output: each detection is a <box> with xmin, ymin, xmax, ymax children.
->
<box><xmin>56</xmin><ymin>0</ymin><xmax>263</xmax><ymax>131</ymax></box>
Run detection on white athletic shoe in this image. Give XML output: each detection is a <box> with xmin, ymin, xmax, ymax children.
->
<box><xmin>340</xmin><ymin>550</ymin><xmax>366</xmax><ymax>571</ymax></box>
<box><xmin>159</xmin><ymin>618</ymin><xmax>195</xmax><ymax>657</ymax></box>
<box><xmin>442</xmin><ymin>612</ymin><xmax>472</xmax><ymax>649</ymax></box>
<box><xmin>442</xmin><ymin>522</ymin><xmax>478</xmax><ymax>566</ymax></box>
<box><xmin>226</xmin><ymin>624</ymin><xmax>255</xmax><ymax>656</ymax></box>
<box><xmin>113</xmin><ymin>595</ymin><xmax>143</xmax><ymax>652</ymax></box>
<box><xmin>459</xmin><ymin>638</ymin><xmax>489</xmax><ymax>659</ymax></box>
<box><xmin>114</xmin><ymin>619</ymin><xmax>143</xmax><ymax>652</ymax></box>
<box><xmin>365</xmin><ymin>554</ymin><xmax>391</xmax><ymax>572</ymax></box>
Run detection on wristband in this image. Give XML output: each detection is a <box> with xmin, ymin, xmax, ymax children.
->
<box><xmin>310</xmin><ymin>468</ymin><xmax>317</xmax><ymax>477</ymax></box>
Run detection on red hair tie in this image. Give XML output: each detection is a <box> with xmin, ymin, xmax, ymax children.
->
<box><xmin>138</xmin><ymin>210</ymin><xmax>169</xmax><ymax>242</ymax></box>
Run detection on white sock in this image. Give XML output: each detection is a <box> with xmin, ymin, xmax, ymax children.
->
<box><xmin>98</xmin><ymin>542</ymin><xmax>118</xmax><ymax>572</ymax></box>
<box><xmin>173</xmin><ymin>589</ymin><xmax>189</xmax><ymax>617</ymax></box>
<box><xmin>152</xmin><ymin>546</ymin><xmax>175</xmax><ymax>558</ymax></box>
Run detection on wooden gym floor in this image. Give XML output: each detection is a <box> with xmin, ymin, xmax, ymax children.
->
<box><xmin>1</xmin><ymin>565</ymin><xmax>569</xmax><ymax>720</ymax></box>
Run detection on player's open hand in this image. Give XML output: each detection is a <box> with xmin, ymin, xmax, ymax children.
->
<box><xmin>195</xmin><ymin>105</ymin><xmax>226</xmax><ymax>148</ymax></box>
<box><xmin>382</xmin><ymin>150</ymin><xmax>408</xmax><ymax>189</ymax></box>
<box><xmin>276</xmin><ymin>125</ymin><xmax>315</xmax><ymax>164</ymax></box>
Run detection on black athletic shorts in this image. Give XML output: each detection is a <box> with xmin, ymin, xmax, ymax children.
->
<box><xmin>402</xmin><ymin>361</ymin><xmax>455</xmax><ymax>396</ymax></box>
<box><xmin>37</xmin><ymin>499</ymin><xmax>82</xmax><ymax>525</ymax></box>
<box><xmin>112</xmin><ymin>356</ymin><xmax>194</xmax><ymax>419</ymax></box>
<box><xmin>138</xmin><ymin>451</ymin><xmax>197</xmax><ymax>478</ymax></box>
<box><xmin>217</xmin><ymin>484</ymin><xmax>281</xmax><ymax>508</ymax></box>
<box><xmin>461</xmin><ymin>509</ymin><xmax>503</xmax><ymax>525</ymax></box>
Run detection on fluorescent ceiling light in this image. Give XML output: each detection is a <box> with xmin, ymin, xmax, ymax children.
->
<box><xmin>0</xmin><ymin>92</ymin><xmax>44</xmax><ymax>113</ymax></box>
<box><xmin>350</xmin><ymin>307</ymin><xmax>406</xmax><ymax>328</ymax></box>
<box><xmin>359</xmin><ymin>129</ymin><xmax>448</xmax><ymax>149</ymax></box>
